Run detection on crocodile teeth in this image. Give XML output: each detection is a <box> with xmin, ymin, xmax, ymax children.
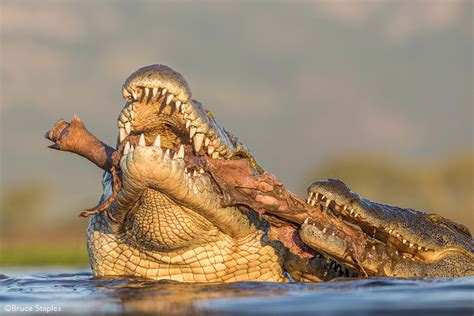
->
<box><xmin>205</xmin><ymin>138</ymin><xmax>210</xmax><ymax>147</ymax></box>
<box><xmin>186</xmin><ymin>119</ymin><xmax>191</xmax><ymax>129</ymax></box>
<box><xmin>350</xmin><ymin>209</ymin><xmax>354</xmax><ymax>215</ymax></box>
<box><xmin>119</xmin><ymin>128</ymin><xmax>127</xmax><ymax>142</ymax></box>
<box><xmin>322</xmin><ymin>228</ymin><xmax>327</xmax><ymax>233</ymax></box>
<box><xmin>194</xmin><ymin>133</ymin><xmax>204</xmax><ymax>152</ymax></box>
<box><xmin>164</xmin><ymin>149</ymin><xmax>170</xmax><ymax>159</ymax></box>
<box><xmin>138</xmin><ymin>133</ymin><xmax>146</xmax><ymax>146</ymax></box>
<box><xmin>304</xmin><ymin>218</ymin><xmax>309</xmax><ymax>224</ymax></box>
<box><xmin>177</xmin><ymin>144</ymin><xmax>185</xmax><ymax>159</ymax></box>
<box><xmin>325</xmin><ymin>199</ymin><xmax>331</xmax><ymax>208</ymax></box>
<box><xmin>190</xmin><ymin>126</ymin><xmax>197</xmax><ymax>139</ymax></box>
<box><xmin>124</xmin><ymin>141</ymin><xmax>130</xmax><ymax>155</ymax></box>
<box><xmin>175</xmin><ymin>100</ymin><xmax>182</xmax><ymax>111</ymax></box>
<box><xmin>306</xmin><ymin>192</ymin><xmax>314</xmax><ymax>204</ymax></box>
<box><xmin>143</xmin><ymin>87</ymin><xmax>150</xmax><ymax>101</ymax></box>
<box><xmin>403</xmin><ymin>239</ymin><xmax>407</xmax><ymax>244</ymax></box>
<box><xmin>152</xmin><ymin>87</ymin><xmax>158</xmax><ymax>98</ymax></box>
<box><xmin>131</xmin><ymin>90</ymin><xmax>138</xmax><ymax>100</ymax></box>
<box><xmin>166</xmin><ymin>94</ymin><xmax>174</xmax><ymax>105</ymax></box>
<box><xmin>161</xmin><ymin>88</ymin><xmax>167</xmax><ymax>96</ymax></box>
<box><xmin>130</xmin><ymin>145</ymin><xmax>135</xmax><ymax>153</ymax></box>
<box><xmin>207</xmin><ymin>145</ymin><xmax>215</xmax><ymax>155</ymax></box>
<box><xmin>125</xmin><ymin>122</ymin><xmax>131</xmax><ymax>135</ymax></box>
<box><xmin>153</xmin><ymin>134</ymin><xmax>161</xmax><ymax>147</ymax></box>
<box><xmin>199</xmin><ymin>168</ymin><xmax>204</xmax><ymax>174</ymax></box>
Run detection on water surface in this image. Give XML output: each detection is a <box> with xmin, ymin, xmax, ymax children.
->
<box><xmin>1</xmin><ymin>268</ymin><xmax>473</xmax><ymax>315</ymax></box>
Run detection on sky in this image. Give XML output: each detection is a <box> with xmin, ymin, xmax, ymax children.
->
<box><xmin>0</xmin><ymin>0</ymin><xmax>472</xmax><ymax>222</ymax></box>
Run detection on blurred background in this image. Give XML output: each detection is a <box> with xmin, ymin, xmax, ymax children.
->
<box><xmin>1</xmin><ymin>0</ymin><xmax>472</xmax><ymax>266</ymax></box>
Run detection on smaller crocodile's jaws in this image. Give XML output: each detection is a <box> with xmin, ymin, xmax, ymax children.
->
<box><xmin>301</xmin><ymin>179</ymin><xmax>474</xmax><ymax>277</ymax></box>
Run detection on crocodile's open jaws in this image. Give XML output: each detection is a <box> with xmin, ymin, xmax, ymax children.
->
<box><xmin>301</xmin><ymin>179</ymin><xmax>474</xmax><ymax>277</ymax></box>
<box><xmin>55</xmin><ymin>64</ymin><xmax>472</xmax><ymax>282</ymax></box>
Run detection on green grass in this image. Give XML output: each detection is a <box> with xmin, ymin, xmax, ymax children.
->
<box><xmin>0</xmin><ymin>244</ymin><xmax>89</xmax><ymax>266</ymax></box>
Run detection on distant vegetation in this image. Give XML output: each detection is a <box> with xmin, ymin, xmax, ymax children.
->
<box><xmin>304</xmin><ymin>152</ymin><xmax>474</xmax><ymax>232</ymax></box>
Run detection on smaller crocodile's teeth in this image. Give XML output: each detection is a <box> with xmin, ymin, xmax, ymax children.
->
<box><xmin>131</xmin><ymin>90</ymin><xmax>138</xmax><ymax>100</ymax></box>
<box><xmin>119</xmin><ymin>128</ymin><xmax>127</xmax><ymax>142</ymax></box>
<box><xmin>124</xmin><ymin>141</ymin><xmax>130</xmax><ymax>155</ymax></box>
<box><xmin>322</xmin><ymin>228</ymin><xmax>327</xmax><ymax>233</ymax></box>
<box><xmin>172</xmin><ymin>152</ymin><xmax>178</xmax><ymax>160</ymax></box>
<box><xmin>190</xmin><ymin>126</ymin><xmax>197</xmax><ymax>139</ymax></box>
<box><xmin>186</xmin><ymin>119</ymin><xmax>191</xmax><ymax>129</ymax></box>
<box><xmin>153</xmin><ymin>134</ymin><xmax>161</xmax><ymax>147</ymax></box>
<box><xmin>130</xmin><ymin>145</ymin><xmax>135</xmax><ymax>153</ymax></box>
<box><xmin>138</xmin><ymin>133</ymin><xmax>146</xmax><ymax>146</ymax></box>
<box><xmin>372</xmin><ymin>245</ymin><xmax>376</xmax><ymax>251</ymax></box>
<box><xmin>204</xmin><ymin>138</ymin><xmax>210</xmax><ymax>147</ymax></box>
<box><xmin>354</xmin><ymin>213</ymin><xmax>358</xmax><ymax>218</ymax></box>
<box><xmin>350</xmin><ymin>209</ymin><xmax>354</xmax><ymax>215</ymax></box>
<box><xmin>194</xmin><ymin>133</ymin><xmax>204</xmax><ymax>152</ymax></box>
<box><xmin>306</xmin><ymin>192</ymin><xmax>314</xmax><ymax>204</ymax></box>
<box><xmin>332</xmin><ymin>232</ymin><xmax>335</xmax><ymax>236</ymax></box>
<box><xmin>417</xmin><ymin>246</ymin><xmax>422</xmax><ymax>251</ymax></box>
<box><xmin>175</xmin><ymin>100</ymin><xmax>182</xmax><ymax>111</ymax></box>
<box><xmin>403</xmin><ymin>239</ymin><xmax>407</xmax><ymax>244</ymax></box>
<box><xmin>143</xmin><ymin>87</ymin><xmax>150</xmax><ymax>101</ymax></box>
<box><xmin>177</xmin><ymin>145</ymin><xmax>185</xmax><ymax>159</ymax></box>
<box><xmin>304</xmin><ymin>218</ymin><xmax>309</xmax><ymax>224</ymax></box>
<box><xmin>166</xmin><ymin>94</ymin><xmax>174</xmax><ymax>105</ymax></box>
<box><xmin>152</xmin><ymin>87</ymin><xmax>158</xmax><ymax>98</ymax></box>
<box><xmin>207</xmin><ymin>145</ymin><xmax>215</xmax><ymax>155</ymax></box>
<box><xmin>388</xmin><ymin>229</ymin><xmax>393</xmax><ymax>234</ymax></box>
<box><xmin>325</xmin><ymin>199</ymin><xmax>331</xmax><ymax>208</ymax></box>
<box><xmin>125</xmin><ymin>122</ymin><xmax>131</xmax><ymax>135</ymax></box>
<box><xmin>409</xmin><ymin>243</ymin><xmax>414</xmax><ymax>248</ymax></box>
<box><xmin>164</xmin><ymin>149</ymin><xmax>170</xmax><ymax>159</ymax></box>
<box><xmin>343</xmin><ymin>205</ymin><xmax>347</xmax><ymax>211</ymax></box>
<box><xmin>193</xmin><ymin>170</ymin><xmax>198</xmax><ymax>177</ymax></box>
<box><xmin>161</xmin><ymin>88</ymin><xmax>167</xmax><ymax>96</ymax></box>
<box><xmin>199</xmin><ymin>168</ymin><xmax>204</xmax><ymax>174</ymax></box>
<box><xmin>396</xmin><ymin>234</ymin><xmax>401</xmax><ymax>238</ymax></box>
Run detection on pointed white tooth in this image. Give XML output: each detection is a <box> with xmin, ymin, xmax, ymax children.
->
<box><xmin>417</xmin><ymin>246</ymin><xmax>422</xmax><ymax>251</ymax></box>
<box><xmin>119</xmin><ymin>128</ymin><xmax>127</xmax><ymax>142</ymax></box>
<box><xmin>350</xmin><ymin>209</ymin><xmax>354</xmax><ymax>215</ymax></box>
<box><xmin>177</xmin><ymin>145</ymin><xmax>185</xmax><ymax>159</ymax></box>
<box><xmin>190</xmin><ymin>126</ymin><xmax>197</xmax><ymax>138</ymax></box>
<box><xmin>199</xmin><ymin>168</ymin><xmax>204</xmax><ymax>174</ymax></box>
<box><xmin>396</xmin><ymin>234</ymin><xmax>400</xmax><ymax>238</ymax></box>
<box><xmin>306</xmin><ymin>196</ymin><xmax>311</xmax><ymax>204</ymax></box>
<box><xmin>322</xmin><ymin>228</ymin><xmax>327</xmax><ymax>233</ymax></box>
<box><xmin>372</xmin><ymin>245</ymin><xmax>376</xmax><ymax>251</ymax></box>
<box><xmin>125</xmin><ymin>122</ymin><xmax>131</xmax><ymax>135</ymax></box>
<box><xmin>403</xmin><ymin>239</ymin><xmax>407</xmax><ymax>244</ymax></box>
<box><xmin>131</xmin><ymin>90</ymin><xmax>138</xmax><ymax>100</ymax></box>
<box><xmin>166</xmin><ymin>94</ymin><xmax>174</xmax><ymax>105</ymax></box>
<box><xmin>354</xmin><ymin>213</ymin><xmax>358</xmax><ymax>218</ymax></box>
<box><xmin>152</xmin><ymin>87</ymin><xmax>158</xmax><ymax>98</ymax></box>
<box><xmin>164</xmin><ymin>149</ymin><xmax>170</xmax><ymax>159</ymax></box>
<box><xmin>130</xmin><ymin>145</ymin><xmax>135</xmax><ymax>152</ymax></box>
<box><xmin>161</xmin><ymin>88</ymin><xmax>167</xmax><ymax>96</ymax></box>
<box><xmin>172</xmin><ymin>152</ymin><xmax>178</xmax><ymax>160</ymax></box>
<box><xmin>181</xmin><ymin>105</ymin><xmax>186</xmax><ymax>113</ymax></box>
<box><xmin>129</xmin><ymin>110</ymin><xmax>134</xmax><ymax>120</ymax></box>
<box><xmin>409</xmin><ymin>243</ymin><xmax>414</xmax><ymax>248</ymax></box>
<box><xmin>304</xmin><ymin>218</ymin><xmax>309</xmax><ymax>224</ymax></box>
<box><xmin>204</xmin><ymin>138</ymin><xmax>210</xmax><ymax>147</ymax></box>
<box><xmin>343</xmin><ymin>205</ymin><xmax>348</xmax><ymax>211</ymax></box>
<box><xmin>325</xmin><ymin>199</ymin><xmax>331</xmax><ymax>208</ymax></box>
<box><xmin>175</xmin><ymin>100</ymin><xmax>182</xmax><ymax>111</ymax></box>
<box><xmin>153</xmin><ymin>135</ymin><xmax>161</xmax><ymax>147</ymax></box>
<box><xmin>138</xmin><ymin>133</ymin><xmax>146</xmax><ymax>146</ymax></box>
<box><xmin>332</xmin><ymin>232</ymin><xmax>335</xmax><ymax>236</ymax></box>
<box><xmin>186</xmin><ymin>119</ymin><xmax>191</xmax><ymax>129</ymax></box>
<box><xmin>144</xmin><ymin>87</ymin><xmax>150</xmax><ymax>100</ymax></box>
<box><xmin>123</xmin><ymin>141</ymin><xmax>130</xmax><ymax>155</ymax></box>
<box><xmin>193</xmin><ymin>133</ymin><xmax>204</xmax><ymax>152</ymax></box>
<box><xmin>389</xmin><ymin>229</ymin><xmax>393</xmax><ymax>234</ymax></box>
<box><xmin>193</xmin><ymin>170</ymin><xmax>198</xmax><ymax>177</ymax></box>
<box><xmin>207</xmin><ymin>145</ymin><xmax>215</xmax><ymax>155</ymax></box>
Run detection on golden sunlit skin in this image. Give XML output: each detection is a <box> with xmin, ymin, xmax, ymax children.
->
<box><xmin>87</xmin><ymin>64</ymin><xmax>472</xmax><ymax>282</ymax></box>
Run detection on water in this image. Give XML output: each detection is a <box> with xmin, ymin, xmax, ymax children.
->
<box><xmin>0</xmin><ymin>268</ymin><xmax>473</xmax><ymax>315</ymax></box>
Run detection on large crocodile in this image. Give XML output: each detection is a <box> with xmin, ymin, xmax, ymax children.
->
<box><xmin>49</xmin><ymin>64</ymin><xmax>473</xmax><ymax>282</ymax></box>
